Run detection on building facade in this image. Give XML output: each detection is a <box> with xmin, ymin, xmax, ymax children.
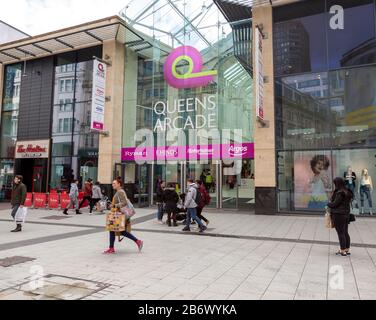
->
<box><xmin>1</xmin><ymin>0</ymin><xmax>375</xmax><ymax>215</ymax></box>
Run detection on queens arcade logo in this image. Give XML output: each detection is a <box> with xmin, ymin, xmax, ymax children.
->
<box><xmin>164</xmin><ymin>45</ymin><xmax>217</xmax><ymax>89</ymax></box>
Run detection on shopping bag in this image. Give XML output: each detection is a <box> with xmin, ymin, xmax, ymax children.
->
<box><xmin>105</xmin><ymin>210</ymin><xmax>126</xmax><ymax>232</ymax></box>
<box><xmin>325</xmin><ymin>208</ymin><xmax>334</xmax><ymax>229</ymax></box>
<box><xmin>15</xmin><ymin>207</ymin><xmax>28</xmax><ymax>223</ymax></box>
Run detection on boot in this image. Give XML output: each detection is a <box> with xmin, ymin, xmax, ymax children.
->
<box><xmin>63</xmin><ymin>209</ymin><xmax>68</xmax><ymax>215</ymax></box>
<box><xmin>76</xmin><ymin>209</ymin><xmax>82</xmax><ymax>215</ymax></box>
<box><xmin>11</xmin><ymin>224</ymin><xmax>22</xmax><ymax>233</ymax></box>
<box><xmin>167</xmin><ymin>218</ymin><xmax>172</xmax><ymax>227</ymax></box>
<box><xmin>172</xmin><ymin>214</ymin><xmax>178</xmax><ymax>227</ymax></box>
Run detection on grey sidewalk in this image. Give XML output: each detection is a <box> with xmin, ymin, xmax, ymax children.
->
<box><xmin>0</xmin><ymin>207</ymin><xmax>375</xmax><ymax>300</ymax></box>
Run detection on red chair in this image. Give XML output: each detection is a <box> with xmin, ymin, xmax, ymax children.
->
<box><xmin>60</xmin><ymin>193</ymin><xmax>71</xmax><ymax>210</ymax></box>
<box><xmin>48</xmin><ymin>193</ymin><xmax>59</xmax><ymax>209</ymax></box>
<box><xmin>24</xmin><ymin>193</ymin><xmax>33</xmax><ymax>208</ymax></box>
<box><xmin>78</xmin><ymin>192</ymin><xmax>88</xmax><ymax>208</ymax></box>
<box><xmin>33</xmin><ymin>193</ymin><xmax>47</xmax><ymax>209</ymax></box>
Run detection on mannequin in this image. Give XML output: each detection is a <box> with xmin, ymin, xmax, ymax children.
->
<box><xmin>359</xmin><ymin>169</ymin><xmax>373</xmax><ymax>215</ymax></box>
<box><xmin>344</xmin><ymin>166</ymin><xmax>356</xmax><ymax>194</ymax></box>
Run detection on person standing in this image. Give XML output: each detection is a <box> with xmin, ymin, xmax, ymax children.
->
<box><xmin>103</xmin><ymin>178</ymin><xmax>143</xmax><ymax>254</ymax></box>
<box><xmin>156</xmin><ymin>181</ymin><xmax>165</xmax><ymax>224</ymax></box>
<box><xmin>63</xmin><ymin>179</ymin><xmax>81</xmax><ymax>215</ymax></box>
<box><xmin>91</xmin><ymin>182</ymin><xmax>103</xmax><ymax>214</ymax></box>
<box><xmin>163</xmin><ymin>183</ymin><xmax>179</xmax><ymax>227</ymax></box>
<box><xmin>10</xmin><ymin>175</ymin><xmax>27</xmax><ymax>233</ymax></box>
<box><xmin>359</xmin><ymin>169</ymin><xmax>373</xmax><ymax>215</ymax></box>
<box><xmin>196</xmin><ymin>180</ymin><xmax>210</xmax><ymax>226</ymax></box>
<box><xmin>327</xmin><ymin>177</ymin><xmax>353</xmax><ymax>257</ymax></box>
<box><xmin>205</xmin><ymin>171</ymin><xmax>213</xmax><ymax>192</ymax></box>
<box><xmin>79</xmin><ymin>178</ymin><xmax>93</xmax><ymax>213</ymax></box>
<box><xmin>182</xmin><ymin>179</ymin><xmax>207</xmax><ymax>233</ymax></box>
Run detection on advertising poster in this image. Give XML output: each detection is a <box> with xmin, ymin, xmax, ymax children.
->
<box><xmin>91</xmin><ymin>59</ymin><xmax>107</xmax><ymax>131</ymax></box>
<box><xmin>294</xmin><ymin>151</ymin><xmax>335</xmax><ymax>210</ymax></box>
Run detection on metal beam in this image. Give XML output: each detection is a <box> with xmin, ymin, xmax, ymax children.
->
<box><xmin>131</xmin><ymin>0</ymin><xmax>160</xmax><ymax>24</ymax></box>
<box><xmin>55</xmin><ymin>38</ymin><xmax>74</xmax><ymax>49</ymax></box>
<box><xmin>166</xmin><ymin>0</ymin><xmax>211</xmax><ymax>47</ymax></box>
<box><xmin>0</xmin><ymin>51</ymin><xmax>20</xmax><ymax>60</ymax></box>
<box><xmin>172</xmin><ymin>3</ymin><xmax>214</xmax><ymax>38</ymax></box>
<box><xmin>85</xmin><ymin>30</ymin><xmax>103</xmax><ymax>42</ymax></box>
<box><xmin>15</xmin><ymin>47</ymin><xmax>36</xmax><ymax>57</ymax></box>
<box><xmin>32</xmin><ymin>43</ymin><xmax>53</xmax><ymax>54</ymax></box>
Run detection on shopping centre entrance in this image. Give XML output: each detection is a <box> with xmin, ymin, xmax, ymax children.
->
<box><xmin>115</xmin><ymin>160</ymin><xmax>255</xmax><ymax>210</ymax></box>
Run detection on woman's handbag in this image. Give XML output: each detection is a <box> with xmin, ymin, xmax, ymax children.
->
<box><xmin>117</xmin><ymin>191</ymin><xmax>136</xmax><ymax>219</ymax></box>
<box><xmin>325</xmin><ymin>208</ymin><xmax>334</xmax><ymax>229</ymax></box>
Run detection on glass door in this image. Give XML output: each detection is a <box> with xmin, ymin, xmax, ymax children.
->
<box><xmin>32</xmin><ymin>166</ymin><xmax>44</xmax><ymax>193</ymax></box>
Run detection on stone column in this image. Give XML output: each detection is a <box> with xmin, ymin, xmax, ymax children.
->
<box><xmin>97</xmin><ymin>40</ymin><xmax>125</xmax><ymax>193</ymax></box>
<box><xmin>253</xmin><ymin>4</ymin><xmax>277</xmax><ymax>214</ymax></box>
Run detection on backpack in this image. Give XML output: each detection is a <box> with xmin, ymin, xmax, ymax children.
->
<box><xmin>194</xmin><ymin>187</ymin><xmax>202</xmax><ymax>206</ymax></box>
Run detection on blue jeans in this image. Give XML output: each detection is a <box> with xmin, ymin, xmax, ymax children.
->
<box><xmin>109</xmin><ymin>231</ymin><xmax>138</xmax><ymax>248</ymax></box>
<box><xmin>11</xmin><ymin>205</ymin><xmax>20</xmax><ymax>220</ymax></box>
<box><xmin>186</xmin><ymin>208</ymin><xmax>205</xmax><ymax>228</ymax></box>
<box><xmin>360</xmin><ymin>186</ymin><xmax>372</xmax><ymax>208</ymax></box>
<box><xmin>157</xmin><ymin>203</ymin><xmax>164</xmax><ymax>221</ymax></box>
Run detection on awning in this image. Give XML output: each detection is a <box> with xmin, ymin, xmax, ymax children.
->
<box><xmin>0</xmin><ymin>16</ymin><xmax>147</xmax><ymax>64</ymax></box>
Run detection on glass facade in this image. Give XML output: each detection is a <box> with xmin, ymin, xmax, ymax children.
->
<box><xmin>0</xmin><ymin>63</ymin><xmax>21</xmax><ymax>200</ymax></box>
<box><xmin>50</xmin><ymin>46</ymin><xmax>102</xmax><ymax>190</ymax></box>
<box><xmin>274</xmin><ymin>0</ymin><xmax>376</xmax><ymax>212</ymax></box>
<box><xmin>121</xmin><ymin>0</ymin><xmax>254</xmax><ymax>209</ymax></box>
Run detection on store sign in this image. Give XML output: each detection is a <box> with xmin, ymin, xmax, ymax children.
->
<box><xmin>15</xmin><ymin>140</ymin><xmax>50</xmax><ymax>159</ymax></box>
<box><xmin>121</xmin><ymin>143</ymin><xmax>254</xmax><ymax>162</ymax></box>
<box><xmin>255</xmin><ymin>26</ymin><xmax>264</xmax><ymax>120</ymax></box>
<box><xmin>164</xmin><ymin>46</ymin><xmax>217</xmax><ymax>89</ymax></box>
<box><xmin>90</xmin><ymin>59</ymin><xmax>107</xmax><ymax>131</ymax></box>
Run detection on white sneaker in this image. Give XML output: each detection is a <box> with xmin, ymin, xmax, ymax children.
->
<box><xmin>157</xmin><ymin>220</ymin><xmax>164</xmax><ymax>225</ymax></box>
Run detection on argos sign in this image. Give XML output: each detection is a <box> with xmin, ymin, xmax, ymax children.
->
<box><xmin>164</xmin><ymin>46</ymin><xmax>217</xmax><ymax>89</ymax></box>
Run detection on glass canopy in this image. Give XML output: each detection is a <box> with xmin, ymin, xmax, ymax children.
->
<box><xmin>119</xmin><ymin>0</ymin><xmax>234</xmax><ymax>50</ymax></box>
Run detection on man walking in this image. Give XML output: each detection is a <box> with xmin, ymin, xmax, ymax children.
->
<box><xmin>10</xmin><ymin>175</ymin><xmax>27</xmax><ymax>233</ymax></box>
<box><xmin>182</xmin><ymin>179</ymin><xmax>207</xmax><ymax>233</ymax></box>
<box><xmin>63</xmin><ymin>179</ymin><xmax>81</xmax><ymax>215</ymax></box>
<box><xmin>78</xmin><ymin>178</ymin><xmax>93</xmax><ymax>213</ymax></box>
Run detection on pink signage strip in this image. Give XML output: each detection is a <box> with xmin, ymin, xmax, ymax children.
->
<box><xmin>121</xmin><ymin>143</ymin><xmax>254</xmax><ymax>162</ymax></box>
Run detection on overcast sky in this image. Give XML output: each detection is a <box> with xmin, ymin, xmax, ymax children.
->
<box><xmin>1</xmin><ymin>0</ymin><xmax>128</xmax><ymax>35</ymax></box>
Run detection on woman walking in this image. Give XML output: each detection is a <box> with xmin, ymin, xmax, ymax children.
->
<box><xmin>91</xmin><ymin>182</ymin><xmax>103</xmax><ymax>214</ymax></box>
<box><xmin>156</xmin><ymin>181</ymin><xmax>165</xmax><ymax>224</ymax></box>
<box><xmin>63</xmin><ymin>179</ymin><xmax>81</xmax><ymax>215</ymax></box>
<box><xmin>103</xmin><ymin>178</ymin><xmax>143</xmax><ymax>254</ymax></box>
<box><xmin>327</xmin><ymin>177</ymin><xmax>353</xmax><ymax>257</ymax></box>
<box><xmin>163</xmin><ymin>183</ymin><xmax>179</xmax><ymax>227</ymax></box>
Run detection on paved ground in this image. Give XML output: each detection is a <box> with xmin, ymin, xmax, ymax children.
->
<box><xmin>0</xmin><ymin>206</ymin><xmax>376</xmax><ymax>300</ymax></box>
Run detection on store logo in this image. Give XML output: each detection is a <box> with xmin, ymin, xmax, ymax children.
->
<box><xmin>164</xmin><ymin>46</ymin><xmax>217</xmax><ymax>89</ymax></box>
<box><xmin>98</xmin><ymin>63</ymin><xmax>104</xmax><ymax>72</ymax></box>
<box><xmin>329</xmin><ymin>5</ymin><xmax>344</xmax><ymax>30</ymax></box>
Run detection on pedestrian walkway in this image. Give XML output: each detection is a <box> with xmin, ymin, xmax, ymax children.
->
<box><xmin>0</xmin><ymin>207</ymin><xmax>375</xmax><ymax>300</ymax></box>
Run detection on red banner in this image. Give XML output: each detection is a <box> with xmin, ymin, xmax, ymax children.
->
<box><xmin>78</xmin><ymin>192</ymin><xmax>88</xmax><ymax>208</ymax></box>
<box><xmin>60</xmin><ymin>193</ymin><xmax>71</xmax><ymax>209</ymax></box>
<box><xmin>48</xmin><ymin>193</ymin><xmax>59</xmax><ymax>209</ymax></box>
<box><xmin>33</xmin><ymin>193</ymin><xmax>47</xmax><ymax>209</ymax></box>
<box><xmin>24</xmin><ymin>193</ymin><xmax>33</xmax><ymax>207</ymax></box>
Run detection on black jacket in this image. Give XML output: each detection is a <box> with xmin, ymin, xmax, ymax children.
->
<box><xmin>11</xmin><ymin>183</ymin><xmax>27</xmax><ymax>206</ymax></box>
<box><xmin>343</xmin><ymin>172</ymin><xmax>356</xmax><ymax>188</ymax></box>
<box><xmin>327</xmin><ymin>189</ymin><xmax>353</xmax><ymax>215</ymax></box>
<box><xmin>156</xmin><ymin>186</ymin><xmax>164</xmax><ymax>203</ymax></box>
<box><xmin>163</xmin><ymin>188</ymin><xmax>179</xmax><ymax>213</ymax></box>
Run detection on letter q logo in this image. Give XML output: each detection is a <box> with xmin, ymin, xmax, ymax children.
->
<box><xmin>164</xmin><ymin>46</ymin><xmax>217</xmax><ymax>89</ymax></box>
